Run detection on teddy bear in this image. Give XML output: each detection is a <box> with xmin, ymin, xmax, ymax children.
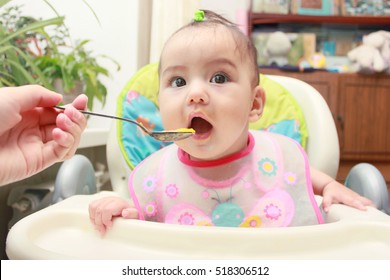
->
<box><xmin>363</xmin><ymin>30</ymin><xmax>390</xmax><ymax>63</ymax></box>
<box><xmin>347</xmin><ymin>30</ymin><xmax>390</xmax><ymax>74</ymax></box>
<box><xmin>264</xmin><ymin>31</ymin><xmax>292</xmax><ymax>66</ymax></box>
<box><xmin>347</xmin><ymin>44</ymin><xmax>387</xmax><ymax>74</ymax></box>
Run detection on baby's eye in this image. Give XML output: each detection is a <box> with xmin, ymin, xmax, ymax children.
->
<box><xmin>170</xmin><ymin>77</ymin><xmax>186</xmax><ymax>88</ymax></box>
<box><xmin>210</xmin><ymin>73</ymin><xmax>228</xmax><ymax>84</ymax></box>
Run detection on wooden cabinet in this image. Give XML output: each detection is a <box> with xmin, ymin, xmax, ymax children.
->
<box><xmin>336</xmin><ymin>74</ymin><xmax>390</xmax><ymax>192</ymax></box>
<box><xmin>259</xmin><ymin>68</ymin><xmax>338</xmax><ymax>114</ymax></box>
<box><xmin>337</xmin><ymin>74</ymin><xmax>390</xmax><ymax>161</ymax></box>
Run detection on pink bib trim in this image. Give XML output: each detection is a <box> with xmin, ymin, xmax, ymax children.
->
<box><xmin>178</xmin><ymin>133</ymin><xmax>255</xmax><ymax>168</ymax></box>
<box><xmin>295</xmin><ymin>142</ymin><xmax>324</xmax><ymax>224</ymax></box>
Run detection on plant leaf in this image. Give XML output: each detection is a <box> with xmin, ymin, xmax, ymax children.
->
<box><xmin>81</xmin><ymin>0</ymin><xmax>101</xmax><ymax>27</ymax></box>
<box><xmin>0</xmin><ymin>0</ymin><xmax>11</xmax><ymax>8</ymax></box>
<box><xmin>1</xmin><ymin>45</ymin><xmax>53</xmax><ymax>87</ymax></box>
<box><xmin>0</xmin><ymin>17</ymin><xmax>64</xmax><ymax>45</ymax></box>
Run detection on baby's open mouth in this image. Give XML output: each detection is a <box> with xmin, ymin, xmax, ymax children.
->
<box><xmin>190</xmin><ymin>117</ymin><xmax>213</xmax><ymax>135</ymax></box>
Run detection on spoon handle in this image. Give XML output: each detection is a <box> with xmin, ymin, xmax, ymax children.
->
<box><xmin>54</xmin><ymin>106</ymin><xmax>149</xmax><ymax>134</ymax></box>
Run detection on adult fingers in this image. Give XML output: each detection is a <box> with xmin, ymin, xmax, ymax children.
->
<box><xmin>9</xmin><ymin>85</ymin><xmax>62</xmax><ymax>112</ymax></box>
<box><xmin>51</xmin><ymin>106</ymin><xmax>87</xmax><ymax>159</ymax></box>
<box><xmin>71</xmin><ymin>94</ymin><xmax>88</xmax><ymax>110</ymax></box>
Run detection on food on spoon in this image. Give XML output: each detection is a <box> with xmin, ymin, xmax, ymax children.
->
<box><xmin>169</xmin><ymin>128</ymin><xmax>196</xmax><ymax>134</ymax></box>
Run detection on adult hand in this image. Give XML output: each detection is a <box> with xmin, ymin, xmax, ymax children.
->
<box><xmin>0</xmin><ymin>85</ymin><xmax>88</xmax><ymax>186</ymax></box>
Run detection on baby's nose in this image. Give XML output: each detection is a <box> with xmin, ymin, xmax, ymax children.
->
<box><xmin>187</xmin><ymin>82</ymin><xmax>209</xmax><ymax>104</ymax></box>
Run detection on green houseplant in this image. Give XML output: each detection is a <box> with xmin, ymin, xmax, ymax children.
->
<box><xmin>34</xmin><ymin>38</ymin><xmax>119</xmax><ymax>110</ymax></box>
<box><xmin>0</xmin><ymin>0</ymin><xmax>119</xmax><ymax>110</ymax></box>
<box><xmin>0</xmin><ymin>3</ymin><xmax>63</xmax><ymax>88</ymax></box>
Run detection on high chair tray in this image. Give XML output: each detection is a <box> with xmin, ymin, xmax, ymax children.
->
<box><xmin>6</xmin><ymin>191</ymin><xmax>390</xmax><ymax>259</ymax></box>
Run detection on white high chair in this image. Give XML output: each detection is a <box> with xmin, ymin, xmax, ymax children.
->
<box><xmin>6</xmin><ymin>74</ymin><xmax>390</xmax><ymax>260</ymax></box>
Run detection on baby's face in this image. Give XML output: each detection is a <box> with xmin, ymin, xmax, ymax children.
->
<box><xmin>159</xmin><ymin>25</ymin><xmax>260</xmax><ymax>161</ymax></box>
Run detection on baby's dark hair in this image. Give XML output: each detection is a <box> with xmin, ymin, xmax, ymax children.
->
<box><xmin>169</xmin><ymin>10</ymin><xmax>259</xmax><ymax>87</ymax></box>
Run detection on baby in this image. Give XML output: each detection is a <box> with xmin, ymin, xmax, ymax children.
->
<box><xmin>89</xmin><ymin>10</ymin><xmax>372</xmax><ymax>234</ymax></box>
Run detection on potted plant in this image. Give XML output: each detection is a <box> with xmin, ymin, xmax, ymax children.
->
<box><xmin>34</xmin><ymin>37</ymin><xmax>120</xmax><ymax>110</ymax></box>
<box><xmin>0</xmin><ymin>0</ymin><xmax>120</xmax><ymax>110</ymax></box>
<box><xmin>0</xmin><ymin>3</ymin><xmax>63</xmax><ymax>88</ymax></box>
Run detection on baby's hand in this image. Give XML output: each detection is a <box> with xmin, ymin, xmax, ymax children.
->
<box><xmin>321</xmin><ymin>181</ymin><xmax>374</xmax><ymax>212</ymax></box>
<box><xmin>89</xmin><ymin>196</ymin><xmax>139</xmax><ymax>235</ymax></box>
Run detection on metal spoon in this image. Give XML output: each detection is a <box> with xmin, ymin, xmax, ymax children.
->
<box><xmin>54</xmin><ymin>106</ymin><xmax>195</xmax><ymax>142</ymax></box>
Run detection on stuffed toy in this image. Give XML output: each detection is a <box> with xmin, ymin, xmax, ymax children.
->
<box><xmin>265</xmin><ymin>31</ymin><xmax>292</xmax><ymax>66</ymax></box>
<box><xmin>347</xmin><ymin>30</ymin><xmax>390</xmax><ymax>74</ymax></box>
<box><xmin>363</xmin><ymin>30</ymin><xmax>390</xmax><ymax>63</ymax></box>
<box><xmin>347</xmin><ymin>45</ymin><xmax>386</xmax><ymax>73</ymax></box>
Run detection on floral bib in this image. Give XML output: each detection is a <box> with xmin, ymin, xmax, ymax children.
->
<box><xmin>128</xmin><ymin>130</ymin><xmax>323</xmax><ymax>227</ymax></box>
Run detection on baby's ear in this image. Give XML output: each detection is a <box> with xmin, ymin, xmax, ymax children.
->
<box><xmin>249</xmin><ymin>85</ymin><xmax>265</xmax><ymax>122</ymax></box>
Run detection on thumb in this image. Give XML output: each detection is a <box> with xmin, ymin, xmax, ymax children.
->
<box><xmin>121</xmin><ymin>208</ymin><xmax>139</xmax><ymax>219</ymax></box>
<box><xmin>322</xmin><ymin>195</ymin><xmax>332</xmax><ymax>213</ymax></box>
<box><xmin>321</xmin><ymin>196</ymin><xmax>333</xmax><ymax>213</ymax></box>
<box><xmin>16</xmin><ymin>85</ymin><xmax>62</xmax><ymax>112</ymax></box>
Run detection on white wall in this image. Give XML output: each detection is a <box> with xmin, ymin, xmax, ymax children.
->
<box><xmin>3</xmin><ymin>0</ymin><xmax>140</xmax><ymax>129</ymax></box>
<box><xmin>201</xmin><ymin>0</ymin><xmax>250</xmax><ymax>31</ymax></box>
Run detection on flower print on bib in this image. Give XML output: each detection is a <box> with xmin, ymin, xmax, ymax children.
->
<box><xmin>128</xmin><ymin>130</ymin><xmax>323</xmax><ymax>227</ymax></box>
